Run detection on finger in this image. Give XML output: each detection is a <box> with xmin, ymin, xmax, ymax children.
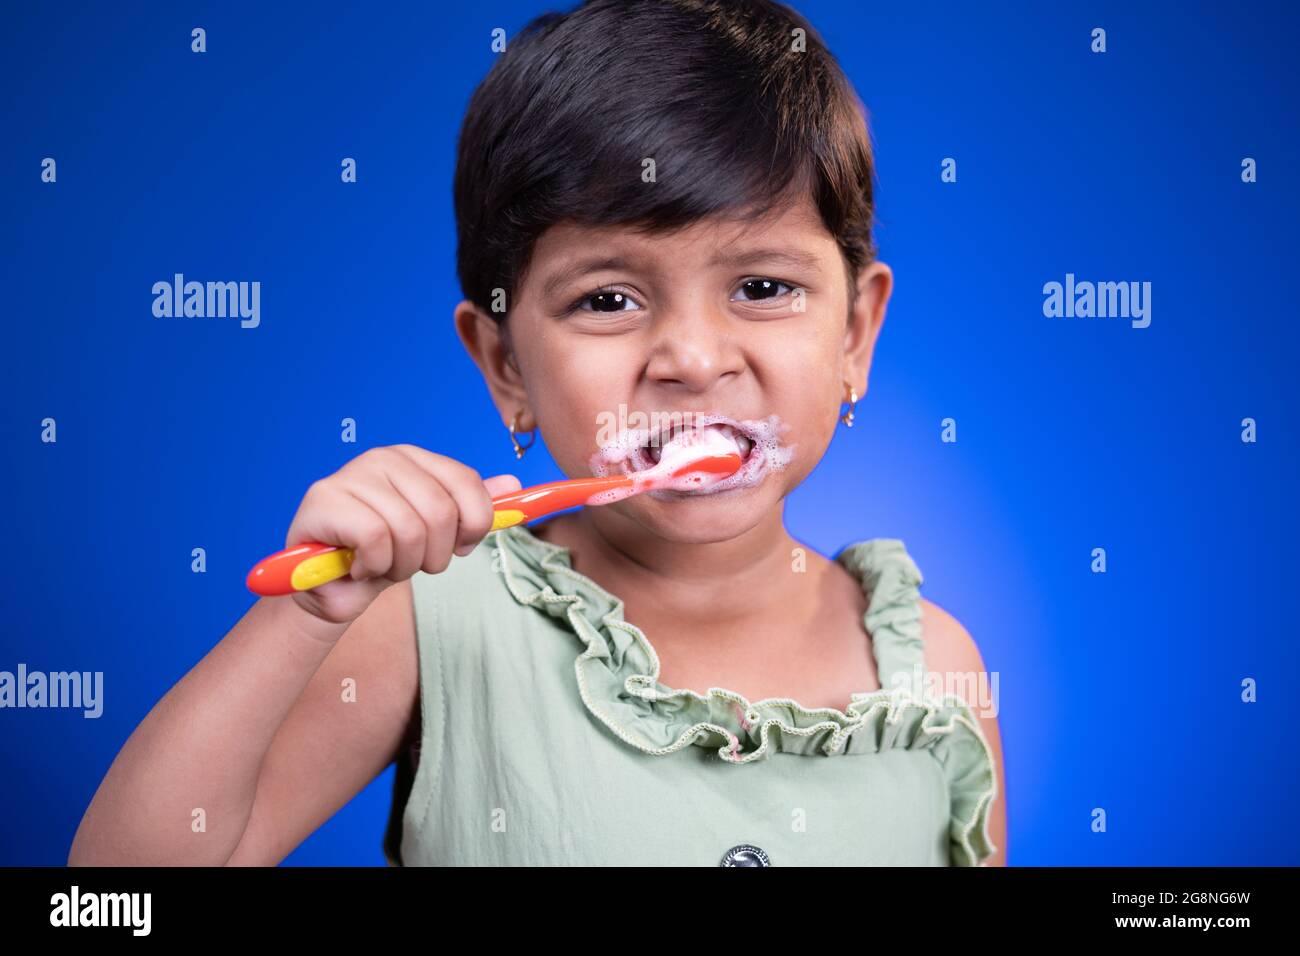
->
<box><xmin>342</xmin><ymin>474</ymin><xmax>427</xmax><ymax>582</ymax></box>
<box><xmin>483</xmin><ymin>474</ymin><xmax>522</xmax><ymax>496</ymax></box>
<box><xmin>376</xmin><ymin>451</ymin><xmax>464</xmax><ymax>574</ymax></box>
<box><xmin>469</xmin><ymin>475</ymin><xmax>526</xmax><ymax>555</ymax></box>
<box><xmin>286</xmin><ymin>482</ymin><xmax>392</xmax><ymax>581</ymax></box>
<box><xmin>389</xmin><ymin>445</ymin><xmax>496</xmax><ymax>553</ymax></box>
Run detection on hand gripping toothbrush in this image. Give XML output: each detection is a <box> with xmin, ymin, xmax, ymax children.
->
<box><xmin>246</xmin><ymin>426</ymin><xmax>743</xmax><ymax>596</ymax></box>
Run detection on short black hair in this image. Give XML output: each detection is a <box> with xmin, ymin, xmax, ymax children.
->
<box><xmin>454</xmin><ymin>0</ymin><xmax>877</xmax><ymax>322</ymax></box>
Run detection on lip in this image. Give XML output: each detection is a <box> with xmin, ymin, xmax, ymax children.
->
<box><xmin>589</xmin><ymin>412</ymin><xmax>795</xmax><ymax>496</ymax></box>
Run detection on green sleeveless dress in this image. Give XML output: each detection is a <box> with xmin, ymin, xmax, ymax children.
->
<box><xmin>383</xmin><ymin>524</ymin><xmax>998</xmax><ymax>866</ymax></box>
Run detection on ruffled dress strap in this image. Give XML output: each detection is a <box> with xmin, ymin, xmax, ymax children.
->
<box><xmin>837</xmin><ymin>537</ymin><xmax>999</xmax><ymax>866</ymax></box>
<box><xmin>834</xmin><ymin>538</ymin><xmax>926</xmax><ymax>696</ymax></box>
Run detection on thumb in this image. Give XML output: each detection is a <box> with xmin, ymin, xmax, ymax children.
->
<box><xmin>483</xmin><ymin>473</ymin><xmax>523</xmax><ymax>497</ymax></box>
<box><xmin>454</xmin><ymin>474</ymin><xmax>526</xmax><ymax>559</ymax></box>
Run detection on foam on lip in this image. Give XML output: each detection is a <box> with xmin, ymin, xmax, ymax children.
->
<box><xmin>584</xmin><ymin>426</ymin><xmax>740</xmax><ymax>505</ymax></box>
<box><xmin>588</xmin><ymin>412</ymin><xmax>795</xmax><ymax>499</ymax></box>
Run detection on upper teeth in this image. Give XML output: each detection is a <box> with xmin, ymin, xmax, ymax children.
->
<box><xmin>706</xmin><ymin>423</ymin><xmax>752</xmax><ymax>457</ymax></box>
<box><xmin>644</xmin><ymin>423</ymin><xmax>752</xmax><ymax>465</ymax></box>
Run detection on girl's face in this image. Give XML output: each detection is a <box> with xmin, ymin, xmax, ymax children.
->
<box><xmin>459</xmin><ymin>192</ymin><xmax>892</xmax><ymax>545</ymax></box>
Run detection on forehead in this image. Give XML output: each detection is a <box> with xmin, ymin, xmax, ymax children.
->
<box><xmin>524</xmin><ymin>191</ymin><xmax>837</xmax><ymax>277</ymax></box>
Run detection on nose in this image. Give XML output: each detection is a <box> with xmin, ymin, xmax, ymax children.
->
<box><xmin>642</xmin><ymin>298</ymin><xmax>745</xmax><ymax>393</ymax></box>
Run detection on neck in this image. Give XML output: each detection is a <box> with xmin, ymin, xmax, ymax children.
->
<box><xmin>533</xmin><ymin>504</ymin><xmax>806</xmax><ymax>625</ymax></box>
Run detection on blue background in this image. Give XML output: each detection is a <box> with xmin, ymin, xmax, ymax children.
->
<box><xmin>3</xmin><ymin>1</ymin><xmax>1296</xmax><ymax>865</ymax></box>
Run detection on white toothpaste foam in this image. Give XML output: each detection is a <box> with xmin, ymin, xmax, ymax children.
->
<box><xmin>588</xmin><ymin>412</ymin><xmax>795</xmax><ymax>498</ymax></box>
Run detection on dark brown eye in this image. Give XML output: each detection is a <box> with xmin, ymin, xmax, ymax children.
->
<box><xmin>735</xmin><ymin>279</ymin><xmax>793</xmax><ymax>301</ymax></box>
<box><xmin>577</xmin><ymin>289</ymin><xmax>640</xmax><ymax>313</ymax></box>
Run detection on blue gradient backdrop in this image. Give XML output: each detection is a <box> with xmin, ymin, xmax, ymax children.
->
<box><xmin>3</xmin><ymin>1</ymin><xmax>1297</xmax><ymax>865</ymax></box>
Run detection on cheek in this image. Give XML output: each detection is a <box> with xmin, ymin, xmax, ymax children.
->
<box><xmin>762</xmin><ymin>320</ymin><xmax>843</xmax><ymax>408</ymax></box>
<box><xmin>763</xmin><ymin>307</ymin><xmax>845</xmax><ymax>365</ymax></box>
<box><xmin>519</xmin><ymin>336</ymin><xmax>639</xmax><ymax>472</ymax></box>
<box><xmin>759</xmin><ymin>328</ymin><xmax>844</xmax><ymax>475</ymax></box>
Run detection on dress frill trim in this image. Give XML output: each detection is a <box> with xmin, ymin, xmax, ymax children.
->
<box><xmin>489</xmin><ymin>526</ymin><xmax>998</xmax><ymax>866</ymax></box>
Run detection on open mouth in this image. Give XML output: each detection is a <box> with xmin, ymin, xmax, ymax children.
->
<box><xmin>637</xmin><ymin>421</ymin><xmax>755</xmax><ymax>470</ymax></box>
<box><xmin>589</xmin><ymin>411</ymin><xmax>795</xmax><ymax>496</ymax></box>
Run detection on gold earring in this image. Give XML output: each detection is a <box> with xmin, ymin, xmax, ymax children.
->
<box><xmin>839</xmin><ymin>384</ymin><xmax>858</xmax><ymax>428</ymax></box>
<box><xmin>508</xmin><ymin>411</ymin><xmax>537</xmax><ymax>459</ymax></box>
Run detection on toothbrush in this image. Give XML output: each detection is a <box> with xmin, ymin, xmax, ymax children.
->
<box><xmin>246</xmin><ymin>429</ymin><xmax>743</xmax><ymax>596</ymax></box>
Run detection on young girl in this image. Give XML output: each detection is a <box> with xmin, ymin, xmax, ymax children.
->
<box><xmin>69</xmin><ymin>0</ymin><xmax>1005</xmax><ymax>867</ymax></box>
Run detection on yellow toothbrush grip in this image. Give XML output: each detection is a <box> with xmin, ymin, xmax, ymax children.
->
<box><xmin>490</xmin><ymin>509</ymin><xmax>528</xmax><ymax>532</ymax></box>
<box><xmin>289</xmin><ymin>547</ymin><xmax>355</xmax><ymax>591</ymax></box>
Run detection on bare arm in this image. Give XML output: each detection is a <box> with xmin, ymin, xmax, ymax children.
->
<box><xmin>67</xmin><ymin>580</ymin><xmax>417</xmax><ymax>866</ymax></box>
<box><xmin>225</xmin><ymin>579</ymin><xmax>418</xmax><ymax>865</ymax></box>
<box><xmin>68</xmin><ymin>443</ymin><xmax>520</xmax><ymax>867</ymax></box>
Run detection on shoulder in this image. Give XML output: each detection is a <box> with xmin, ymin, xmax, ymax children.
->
<box><xmin>918</xmin><ymin>597</ymin><xmax>985</xmax><ymax>673</ymax></box>
<box><xmin>918</xmin><ymin>596</ymin><xmax>1008</xmax><ymax>867</ymax></box>
<box><xmin>917</xmin><ymin>597</ymin><xmax>993</xmax><ymax>709</ymax></box>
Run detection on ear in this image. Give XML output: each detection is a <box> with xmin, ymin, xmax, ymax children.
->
<box><xmin>842</xmin><ymin>260</ymin><xmax>893</xmax><ymax>398</ymax></box>
<box><xmin>453</xmin><ymin>300</ymin><xmax>535</xmax><ymax>430</ymax></box>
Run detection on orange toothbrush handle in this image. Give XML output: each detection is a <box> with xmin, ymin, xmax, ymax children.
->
<box><xmin>488</xmin><ymin>446</ymin><xmax>741</xmax><ymax>531</ymax></box>
<box><xmin>490</xmin><ymin>475</ymin><xmax>631</xmax><ymax>531</ymax></box>
<box><xmin>246</xmin><ymin>449</ymin><xmax>742</xmax><ymax>596</ymax></box>
<box><xmin>246</xmin><ymin>542</ymin><xmax>355</xmax><ymax>596</ymax></box>
<box><xmin>246</xmin><ymin>477</ymin><xmax>631</xmax><ymax>595</ymax></box>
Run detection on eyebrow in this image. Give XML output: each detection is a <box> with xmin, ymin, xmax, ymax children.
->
<box><xmin>539</xmin><ymin>247</ymin><xmax>823</xmax><ymax>300</ymax></box>
<box><xmin>710</xmin><ymin>247</ymin><xmax>823</xmax><ymax>271</ymax></box>
<box><xmin>541</xmin><ymin>256</ymin><xmax>632</xmax><ymax>301</ymax></box>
